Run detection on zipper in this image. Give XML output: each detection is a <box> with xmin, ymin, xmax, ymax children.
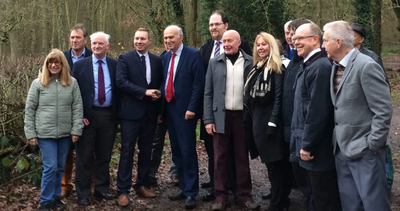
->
<box><xmin>56</xmin><ymin>79</ymin><xmax>59</xmax><ymax>138</ymax></box>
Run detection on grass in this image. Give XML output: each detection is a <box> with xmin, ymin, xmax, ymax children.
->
<box><xmin>382</xmin><ymin>45</ymin><xmax>400</xmax><ymax>57</ymax></box>
<box><xmin>392</xmin><ymin>90</ymin><xmax>400</xmax><ymax>105</ymax></box>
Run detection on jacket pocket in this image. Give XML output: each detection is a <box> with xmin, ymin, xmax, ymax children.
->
<box><xmin>344</xmin><ymin>83</ymin><xmax>358</xmax><ymax>100</ymax></box>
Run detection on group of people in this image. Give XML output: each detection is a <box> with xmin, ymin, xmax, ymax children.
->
<box><xmin>24</xmin><ymin>9</ymin><xmax>392</xmax><ymax>211</ymax></box>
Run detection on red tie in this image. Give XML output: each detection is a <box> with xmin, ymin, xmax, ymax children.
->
<box><xmin>98</xmin><ymin>60</ymin><xmax>105</xmax><ymax>105</ymax></box>
<box><xmin>166</xmin><ymin>53</ymin><xmax>176</xmax><ymax>102</ymax></box>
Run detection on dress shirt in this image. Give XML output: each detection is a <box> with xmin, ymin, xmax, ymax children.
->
<box><xmin>136</xmin><ymin>50</ymin><xmax>151</xmax><ymax>84</ymax></box>
<box><xmin>71</xmin><ymin>48</ymin><xmax>86</xmax><ymax>64</ymax></box>
<box><xmin>336</xmin><ymin>48</ymin><xmax>356</xmax><ymax>67</ymax></box>
<box><xmin>92</xmin><ymin>55</ymin><xmax>112</xmax><ymax>107</ymax></box>
<box><xmin>303</xmin><ymin>48</ymin><xmax>321</xmax><ymax>63</ymax></box>
<box><xmin>165</xmin><ymin>44</ymin><xmax>183</xmax><ymax>92</ymax></box>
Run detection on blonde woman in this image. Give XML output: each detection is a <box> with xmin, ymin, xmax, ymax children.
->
<box><xmin>243</xmin><ymin>32</ymin><xmax>291</xmax><ymax>211</ymax></box>
<box><xmin>24</xmin><ymin>49</ymin><xmax>83</xmax><ymax>211</ymax></box>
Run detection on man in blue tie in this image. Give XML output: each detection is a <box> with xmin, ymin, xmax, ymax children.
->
<box><xmin>72</xmin><ymin>32</ymin><xmax>118</xmax><ymax>207</ymax></box>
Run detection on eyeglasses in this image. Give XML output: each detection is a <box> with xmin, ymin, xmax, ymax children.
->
<box><xmin>48</xmin><ymin>61</ymin><xmax>61</xmax><ymax>65</ymax></box>
<box><xmin>209</xmin><ymin>22</ymin><xmax>224</xmax><ymax>27</ymax></box>
<box><xmin>292</xmin><ymin>35</ymin><xmax>315</xmax><ymax>43</ymax></box>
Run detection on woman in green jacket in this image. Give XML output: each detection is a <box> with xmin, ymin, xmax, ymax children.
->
<box><xmin>24</xmin><ymin>49</ymin><xmax>83</xmax><ymax>211</ymax></box>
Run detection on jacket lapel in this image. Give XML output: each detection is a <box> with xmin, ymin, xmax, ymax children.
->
<box><xmin>175</xmin><ymin>45</ymin><xmax>186</xmax><ymax>77</ymax></box>
<box><xmin>330</xmin><ymin>65</ymin><xmax>336</xmax><ymax>104</ymax></box>
<box><xmin>335</xmin><ymin>50</ymin><xmax>358</xmax><ymax>96</ymax></box>
<box><xmin>132</xmin><ymin>50</ymin><xmax>147</xmax><ymax>79</ymax></box>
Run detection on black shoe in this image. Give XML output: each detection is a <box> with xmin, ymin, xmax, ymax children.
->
<box><xmin>53</xmin><ymin>196</ymin><xmax>66</xmax><ymax>210</ymax></box>
<box><xmin>201</xmin><ymin>181</ymin><xmax>213</xmax><ymax>188</ymax></box>
<box><xmin>185</xmin><ymin>196</ymin><xmax>197</xmax><ymax>210</ymax></box>
<box><xmin>168</xmin><ymin>191</ymin><xmax>186</xmax><ymax>201</ymax></box>
<box><xmin>39</xmin><ymin>201</ymin><xmax>54</xmax><ymax>211</ymax></box>
<box><xmin>202</xmin><ymin>190</ymin><xmax>216</xmax><ymax>202</ymax></box>
<box><xmin>262</xmin><ymin>190</ymin><xmax>272</xmax><ymax>200</ymax></box>
<box><xmin>93</xmin><ymin>192</ymin><xmax>116</xmax><ymax>200</ymax></box>
<box><xmin>78</xmin><ymin>198</ymin><xmax>90</xmax><ymax>206</ymax></box>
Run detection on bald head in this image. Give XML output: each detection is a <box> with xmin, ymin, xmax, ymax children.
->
<box><xmin>222</xmin><ymin>30</ymin><xmax>241</xmax><ymax>55</ymax></box>
<box><xmin>293</xmin><ymin>23</ymin><xmax>321</xmax><ymax>58</ymax></box>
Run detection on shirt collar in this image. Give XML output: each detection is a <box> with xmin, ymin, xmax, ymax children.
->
<box><xmin>93</xmin><ymin>54</ymin><xmax>107</xmax><ymax>64</ymax></box>
<box><xmin>173</xmin><ymin>44</ymin><xmax>184</xmax><ymax>56</ymax></box>
<box><xmin>303</xmin><ymin>48</ymin><xmax>321</xmax><ymax>63</ymax></box>
<box><xmin>214</xmin><ymin>39</ymin><xmax>222</xmax><ymax>45</ymax></box>
<box><xmin>136</xmin><ymin>50</ymin><xmax>148</xmax><ymax>58</ymax></box>
<box><xmin>336</xmin><ymin>48</ymin><xmax>355</xmax><ymax>67</ymax></box>
<box><xmin>71</xmin><ymin>48</ymin><xmax>86</xmax><ymax>58</ymax></box>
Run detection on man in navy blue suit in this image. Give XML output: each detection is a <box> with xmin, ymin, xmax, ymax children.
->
<box><xmin>163</xmin><ymin>25</ymin><xmax>205</xmax><ymax>210</ymax></box>
<box><xmin>72</xmin><ymin>32</ymin><xmax>118</xmax><ymax>207</ymax></box>
<box><xmin>115</xmin><ymin>28</ymin><xmax>163</xmax><ymax>207</ymax></box>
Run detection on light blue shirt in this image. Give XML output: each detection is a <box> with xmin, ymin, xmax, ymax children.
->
<box><xmin>71</xmin><ymin>48</ymin><xmax>86</xmax><ymax>64</ymax></box>
<box><xmin>92</xmin><ymin>54</ymin><xmax>112</xmax><ymax>107</ymax></box>
<box><xmin>165</xmin><ymin>44</ymin><xmax>183</xmax><ymax>92</ymax></box>
<box><xmin>337</xmin><ymin>48</ymin><xmax>356</xmax><ymax>67</ymax></box>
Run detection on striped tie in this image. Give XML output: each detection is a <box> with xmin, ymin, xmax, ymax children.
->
<box><xmin>214</xmin><ymin>41</ymin><xmax>221</xmax><ymax>57</ymax></box>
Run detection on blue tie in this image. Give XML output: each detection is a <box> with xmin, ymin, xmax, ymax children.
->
<box><xmin>141</xmin><ymin>55</ymin><xmax>146</xmax><ymax>71</ymax></box>
<box><xmin>214</xmin><ymin>41</ymin><xmax>221</xmax><ymax>57</ymax></box>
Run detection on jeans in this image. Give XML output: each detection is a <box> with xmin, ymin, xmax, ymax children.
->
<box><xmin>38</xmin><ymin>137</ymin><xmax>72</xmax><ymax>203</ymax></box>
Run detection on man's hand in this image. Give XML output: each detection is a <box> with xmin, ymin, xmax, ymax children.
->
<box><xmin>157</xmin><ymin>115</ymin><xmax>163</xmax><ymax>124</ymax></box>
<box><xmin>27</xmin><ymin>138</ymin><xmax>38</xmax><ymax>146</ymax></box>
<box><xmin>83</xmin><ymin>118</ymin><xmax>90</xmax><ymax>126</ymax></box>
<box><xmin>72</xmin><ymin>135</ymin><xmax>79</xmax><ymax>143</ymax></box>
<box><xmin>300</xmin><ymin>149</ymin><xmax>314</xmax><ymax>161</ymax></box>
<box><xmin>185</xmin><ymin>110</ymin><xmax>195</xmax><ymax>120</ymax></box>
<box><xmin>205</xmin><ymin>123</ymin><xmax>216</xmax><ymax>135</ymax></box>
<box><xmin>145</xmin><ymin>89</ymin><xmax>161</xmax><ymax>100</ymax></box>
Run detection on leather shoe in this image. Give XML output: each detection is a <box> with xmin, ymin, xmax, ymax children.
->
<box><xmin>168</xmin><ymin>191</ymin><xmax>186</xmax><ymax>201</ymax></box>
<box><xmin>237</xmin><ymin>200</ymin><xmax>260</xmax><ymax>210</ymax></box>
<box><xmin>262</xmin><ymin>190</ymin><xmax>272</xmax><ymax>200</ymax></box>
<box><xmin>93</xmin><ymin>192</ymin><xmax>115</xmax><ymax>200</ymax></box>
<box><xmin>202</xmin><ymin>190</ymin><xmax>216</xmax><ymax>202</ymax></box>
<box><xmin>118</xmin><ymin>194</ymin><xmax>129</xmax><ymax>207</ymax></box>
<box><xmin>212</xmin><ymin>201</ymin><xmax>226</xmax><ymax>211</ymax></box>
<box><xmin>78</xmin><ymin>198</ymin><xmax>90</xmax><ymax>206</ymax></box>
<box><xmin>185</xmin><ymin>196</ymin><xmax>197</xmax><ymax>210</ymax></box>
<box><xmin>135</xmin><ymin>186</ymin><xmax>155</xmax><ymax>198</ymax></box>
<box><xmin>201</xmin><ymin>181</ymin><xmax>212</xmax><ymax>188</ymax></box>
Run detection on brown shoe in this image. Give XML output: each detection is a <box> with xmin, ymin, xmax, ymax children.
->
<box><xmin>212</xmin><ymin>201</ymin><xmax>226</xmax><ymax>210</ymax></box>
<box><xmin>237</xmin><ymin>200</ymin><xmax>260</xmax><ymax>210</ymax></box>
<box><xmin>118</xmin><ymin>194</ymin><xmax>129</xmax><ymax>207</ymax></box>
<box><xmin>135</xmin><ymin>186</ymin><xmax>155</xmax><ymax>198</ymax></box>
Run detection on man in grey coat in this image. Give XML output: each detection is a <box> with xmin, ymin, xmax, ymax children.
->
<box><xmin>203</xmin><ymin>30</ymin><xmax>259</xmax><ymax>210</ymax></box>
<box><xmin>323</xmin><ymin>21</ymin><xmax>392</xmax><ymax>211</ymax></box>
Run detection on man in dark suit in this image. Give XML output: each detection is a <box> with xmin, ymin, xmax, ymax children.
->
<box><xmin>163</xmin><ymin>25</ymin><xmax>205</xmax><ymax>210</ymax></box>
<box><xmin>198</xmin><ymin>10</ymin><xmax>253</xmax><ymax>202</ymax></box>
<box><xmin>115</xmin><ymin>28</ymin><xmax>163</xmax><ymax>207</ymax></box>
<box><xmin>323</xmin><ymin>21</ymin><xmax>392</xmax><ymax>211</ymax></box>
<box><xmin>291</xmin><ymin>23</ymin><xmax>341</xmax><ymax>211</ymax></box>
<box><xmin>72</xmin><ymin>32</ymin><xmax>118</xmax><ymax>207</ymax></box>
<box><xmin>60</xmin><ymin>23</ymin><xmax>93</xmax><ymax>199</ymax></box>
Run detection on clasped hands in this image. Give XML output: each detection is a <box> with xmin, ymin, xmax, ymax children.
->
<box><xmin>145</xmin><ymin>89</ymin><xmax>161</xmax><ymax>100</ymax></box>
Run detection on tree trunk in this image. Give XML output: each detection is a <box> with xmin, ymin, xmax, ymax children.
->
<box><xmin>41</xmin><ymin>0</ymin><xmax>49</xmax><ymax>54</ymax></box>
<box><xmin>371</xmin><ymin>0</ymin><xmax>382</xmax><ymax>55</ymax></box>
<box><xmin>58</xmin><ymin>0</ymin><xmax>65</xmax><ymax>49</ymax></box>
<box><xmin>391</xmin><ymin>0</ymin><xmax>400</xmax><ymax>32</ymax></box>
<box><xmin>30</xmin><ymin>1</ymin><xmax>37</xmax><ymax>55</ymax></box>
<box><xmin>51</xmin><ymin>0</ymin><xmax>57</xmax><ymax>49</ymax></box>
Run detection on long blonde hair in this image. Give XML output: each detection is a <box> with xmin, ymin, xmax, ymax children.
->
<box><xmin>40</xmin><ymin>49</ymin><xmax>71</xmax><ymax>86</ymax></box>
<box><xmin>253</xmin><ymin>32</ymin><xmax>282</xmax><ymax>74</ymax></box>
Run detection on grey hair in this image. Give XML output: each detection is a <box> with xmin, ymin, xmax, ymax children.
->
<box><xmin>284</xmin><ymin>21</ymin><xmax>292</xmax><ymax>31</ymax></box>
<box><xmin>166</xmin><ymin>25</ymin><xmax>184</xmax><ymax>36</ymax></box>
<box><xmin>90</xmin><ymin>31</ymin><xmax>111</xmax><ymax>44</ymax></box>
<box><xmin>323</xmin><ymin>21</ymin><xmax>354</xmax><ymax>48</ymax></box>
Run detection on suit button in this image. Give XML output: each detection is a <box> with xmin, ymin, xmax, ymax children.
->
<box><xmin>335</xmin><ymin>107</ymin><xmax>338</xmax><ymax>110</ymax></box>
<box><xmin>222</xmin><ymin>92</ymin><xmax>225</xmax><ymax>95</ymax></box>
<box><xmin>335</xmin><ymin>122</ymin><xmax>338</xmax><ymax>126</ymax></box>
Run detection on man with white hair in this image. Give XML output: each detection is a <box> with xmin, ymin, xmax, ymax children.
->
<box><xmin>73</xmin><ymin>31</ymin><xmax>119</xmax><ymax>207</ymax></box>
<box><xmin>322</xmin><ymin>21</ymin><xmax>392</xmax><ymax>211</ymax></box>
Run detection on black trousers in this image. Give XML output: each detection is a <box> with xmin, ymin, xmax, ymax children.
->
<box><xmin>117</xmin><ymin>115</ymin><xmax>157</xmax><ymax>194</ymax></box>
<box><xmin>200</xmin><ymin>119</ymin><xmax>214</xmax><ymax>186</ymax></box>
<box><xmin>265</xmin><ymin>159</ymin><xmax>292</xmax><ymax>210</ymax></box>
<box><xmin>75</xmin><ymin>107</ymin><xmax>117</xmax><ymax>199</ymax></box>
<box><xmin>292</xmin><ymin>161</ymin><xmax>315</xmax><ymax>211</ymax></box>
<box><xmin>307</xmin><ymin>169</ymin><xmax>342</xmax><ymax>211</ymax></box>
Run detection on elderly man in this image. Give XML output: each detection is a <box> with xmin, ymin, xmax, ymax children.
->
<box><xmin>115</xmin><ymin>28</ymin><xmax>163</xmax><ymax>206</ymax></box>
<box><xmin>204</xmin><ymin>30</ymin><xmax>259</xmax><ymax>211</ymax></box>
<box><xmin>322</xmin><ymin>21</ymin><xmax>392</xmax><ymax>211</ymax></box>
<box><xmin>163</xmin><ymin>25</ymin><xmax>205</xmax><ymax>210</ymax></box>
<box><xmin>73</xmin><ymin>32</ymin><xmax>118</xmax><ymax>207</ymax></box>
<box><xmin>198</xmin><ymin>10</ymin><xmax>252</xmax><ymax>202</ymax></box>
<box><xmin>291</xmin><ymin>23</ymin><xmax>341</xmax><ymax>211</ymax></box>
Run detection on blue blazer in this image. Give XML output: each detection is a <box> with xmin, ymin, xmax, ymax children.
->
<box><xmin>63</xmin><ymin>47</ymin><xmax>93</xmax><ymax>72</ymax></box>
<box><xmin>116</xmin><ymin>50</ymin><xmax>163</xmax><ymax>120</ymax></box>
<box><xmin>72</xmin><ymin>56</ymin><xmax>118</xmax><ymax>122</ymax></box>
<box><xmin>163</xmin><ymin>45</ymin><xmax>205</xmax><ymax>117</ymax></box>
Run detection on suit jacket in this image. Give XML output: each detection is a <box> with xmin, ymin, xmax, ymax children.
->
<box><xmin>203</xmin><ymin>50</ymin><xmax>253</xmax><ymax>134</ymax></box>
<box><xmin>199</xmin><ymin>38</ymin><xmax>252</xmax><ymax>74</ymax></box>
<box><xmin>163</xmin><ymin>45</ymin><xmax>205</xmax><ymax>117</ymax></box>
<box><xmin>63</xmin><ymin>47</ymin><xmax>93</xmax><ymax>72</ymax></box>
<box><xmin>331</xmin><ymin>49</ymin><xmax>392</xmax><ymax>160</ymax></box>
<box><xmin>72</xmin><ymin>56</ymin><xmax>119</xmax><ymax>123</ymax></box>
<box><xmin>116</xmin><ymin>50</ymin><xmax>163</xmax><ymax>120</ymax></box>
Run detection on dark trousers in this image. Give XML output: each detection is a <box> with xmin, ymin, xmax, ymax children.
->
<box><xmin>307</xmin><ymin>169</ymin><xmax>342</xmax><ymax>211</ymax></box>
<box><xmin>166</xmin><ymin>101</ymin><xmax>199</xmax><ymax>197</ymax></box>
<box><xmin>147</xmin><ymin>117</ymin><xmax>178</xmax><ymax>184</ymax></box>
<box><xmin>75</xmin><ymin>107</ymin><xmax>117</xmax><ymax>199</ymax></box>
<box><xmin>292</xmin><ymin>161</ymin><xmax>315</xmax><ymax>211</ymax></box>
<box><xmin>266</xmin><ymin>159</ymin><xmax>292</xmax><ymax>210</ymax></box>
<box><xmin>201</xmin><ymin>119</ymin><xmax>215</xmax><ymax>187</ymax></box>
<box><xmin>117</xmin><ymin>116</ymin><xmax>157</xmax><ymax>194</ymax></box>
<box><xmin>214</xmin><ymin>111</ymin><xmax>252</xmax><ymax>202</ymax></box>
